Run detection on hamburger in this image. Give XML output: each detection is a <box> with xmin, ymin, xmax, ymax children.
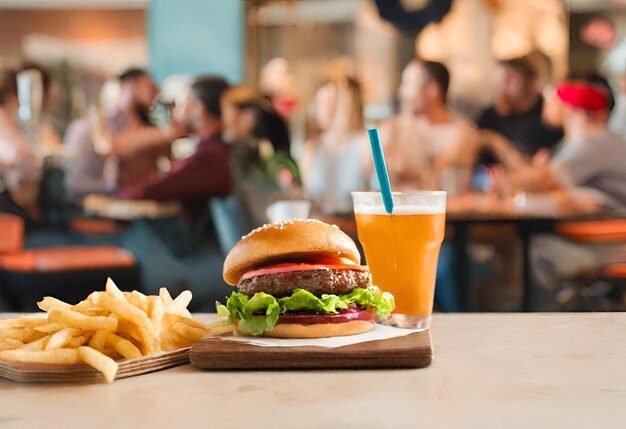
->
<box><xmin>216</xmin><ymin>219</ymin><xmax>395</xmax><ymax>338</ymax></box>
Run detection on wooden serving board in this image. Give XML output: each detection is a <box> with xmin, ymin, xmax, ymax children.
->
<box><xmin>190</xmin><ymin>331</ymin><xmax>433</xmax><ymax>370</ymax></box>
<box><xmin>0</xmin><ymin>347</ymin><xmax>190</xmax><ymax>383</ymax></box>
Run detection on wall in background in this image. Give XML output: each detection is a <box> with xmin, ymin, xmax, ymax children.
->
<box><xmin>148</xmin><ymin>0</ymin><xmax>244</xmax><ymax>84</ymax></box>
<box><xmin>0</xmin><ymin>9</ymin><xmax>146</xmax><ymax>70</ymax></box>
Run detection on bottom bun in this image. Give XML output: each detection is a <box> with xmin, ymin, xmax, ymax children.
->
<box><xmin>234</xmin><ymin>320</ymin><xmax>374</xmax><ymax>339</ymax></box>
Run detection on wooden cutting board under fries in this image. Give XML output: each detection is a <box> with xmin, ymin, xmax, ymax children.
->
<box><xmin>0</xmin><ymin>278</ymin><xmax>230</xmax><ymax>383</ymax></box>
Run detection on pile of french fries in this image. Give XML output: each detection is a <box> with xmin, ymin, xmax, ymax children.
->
<box><xmin>0</xmin><ymin>278</ymin><xmax>230</xmax><ymax>383</ymax></box>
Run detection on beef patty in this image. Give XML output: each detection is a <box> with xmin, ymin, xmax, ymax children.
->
<box><xmin>237</xmin><ymin>268</ymin><xmax>372</xmax><ymax>297</ymax></box>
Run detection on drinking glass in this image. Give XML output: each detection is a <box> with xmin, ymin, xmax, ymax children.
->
<box><xmin>352</xmin><ymin>191</ymin><xmax>446</xmax><ymax>329</ymax></box>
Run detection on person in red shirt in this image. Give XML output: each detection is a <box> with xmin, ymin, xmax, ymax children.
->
<box><xmin>117</xmin><ymin>76</ymin><xmax>233</xmax><ymax>216</ymax></box>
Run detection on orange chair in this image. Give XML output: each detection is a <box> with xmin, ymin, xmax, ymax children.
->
<box><xmin>556</xmin><ymin>220</ymin><xmax>626</xmax><ymax>311</ymax></box>
<box><xmin>69</xmin><ymin>217</ymin><xmax>127</xmax><ymax>236</ymax></box>
<box><xmin>0</xmin><ymin>214</ymin><xmax>140</xmax><ymax>311</ymax></box>
<box><xmin>602</xmin><ymin>263</ymin><xmax>626</xmax><ymax>278</ymax></box>
<box><xmin>556</xmin><ymin>220</ymin><xmax>626</xmax><ymax>243</ymax></box>
<box><xmin>0</xmin><ymin>214</ymin><xmax>24</xmax><ymax>254</ymax></box>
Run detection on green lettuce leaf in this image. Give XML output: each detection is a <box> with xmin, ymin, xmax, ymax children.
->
<box><xmin>215</xmin><ymin>301</ymin><xmax>230</xmax><ymax>318</ymax></box>
<box><xmin>238</xmin><ymin>292</ymin><xmax>281</xmax><ymax>335</ymax></box>
<box><xmin>339</xmin><ymin>286</ymin><xmax>395</xmax><ymax>319</ymax></box>
<box><xmin>279</xmin><ymin>289</ymin><xmax>349</xmax><ymax>314</ymax></box>
<box><xmin>216</xmin><ymin>286</ymin><xmax>395</xmax><ymax>336</ymax></box>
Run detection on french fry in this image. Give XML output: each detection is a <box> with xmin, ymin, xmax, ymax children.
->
<box><xmin>37</xmin><ymin>296</ymin><xmax>71</xmax><ymax>312</ymax></box>
<box><xmin>45</xmin><ymin>328</ymin><xmax>81</xmax><ymax>350</ymax></box>
<box><xmin>127</xmin><ymin>291</ymin><xmax>149</xmax><ymax>314</ymax></box>
<box><xmin>77</xmin><ymin>309</ymin><xmax>110</xmax><ymax>317</ymax></box>
<box><xmin>88</xmin><ymin>330</ymin><xmax>109</xmax><ymax>351</ymax></box>
<box><xmin>106</xmin><ymin>333</ymin><xmax>142</xmax><ymax>360</ymax></box>
<box><xmin>21</xmin><ymin>335</ymin><xmax>52</xmax><ymax>351</ymax></box>
<box><xmin>105</xmin><ymin>277</ymin><xmax>126</xmax><ymax>301</ymax></box>
<box><xmin>72</xmin><ymin>293</ymin><xmax>96</xmax><ymax>311</ymax></box>
<box><xmin>48</xmin><ymin>308</ymin><xmax>117</xmax><ymax>332</ymax></box>
<box><xmin>77</xmin><ymin>346</ymin><xmax>118</xmax><ymax>383</ymax></box>
<box><xmin>66</xmin><ymin>333</ymin><xmax>93</xmax><ymax>349</ymax></box>
<box><xmin>114</xmin><ymin>319</ymin><xmax>144</xmax><ymax>344</ymax></box>
<box><xmin>164</xmin><ymin>330</ymin><xmax>187</xmax><ymax>349</ymax></box>
<box><xmin>0</xmin><ymin>280</ymin><xmax>212</xmax><ymax>384</ymax></box>
<box><xmin>93</xmin><ymin>293</ymin><xmax>159</xmax><ymax>354</ymax></box>
<box><xmin>159</xmin><ymin>288</ymin><xmax>173</xmax><ymax>306</ymax></box>
<box><xmin>100</xmin><ymin>347</ymin><xmax>122</xmax><ymax>360</ymax></box>
<box><xmin>0</xmin><ymin>328</ymin><xmax>43</xmax><ymax>343</ymax></box>
<box><xmin>205</xmin><ymin>324</ymin><xmax>234</xmax><ymax>337</ymax></box>
<box><xmin>171</xmin><ymin>322</ymin><xmax>207</xmax><ymax>344</ymax></box>
<box><xmin>33</xmin><ymin>322</ymin><xmax>67</xmax><ymax>334</ymax></box>
<box><xmin>166</xmin><ymin>291</ymin><xmax>193</xmax><ymax>316</ymax></box>
<box><xmin>0</xmin><ymin>339</ymin><xmax>23</xmax><ymax>351</ymax></box>
<box><xmin>148</xmin><ymin>296</ymin><xmax>165</xmax><ymax>335</ymax></box>
<box><xmin>93</xmin><ymin>293</ymin><xmax>150</xmax><ymax>329</ymax></box>
<box><xmin>162</xmin><ymin>313</ymin><xmax>204</xmax><ymax>330</ymax></box>
<box><xmin>0</xmin><ymin>349</ymin><xmax>80</xmax><ymax>364</ymax></box>
<box><xmin>163</xmin><ymin>313</ymin><xmax>229</xmax><ymax>334</ymax></box>
<box><xmin>0</xmin><ymin>317</ymin><xmax>48</xmax><ymax>328</ymax></box>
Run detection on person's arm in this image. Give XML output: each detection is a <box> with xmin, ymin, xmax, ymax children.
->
<box><xmin>512</xmin><ymin>188</ymin><xmax>603</xmax><ymax>217</ymax></box>
<box><xmin>117</xmin><ymin>144</ymin><xmax>233</xmax><ymax>201</ymax></box>
<box><xmin>481</xmin><ymin>130</ymin><xmax>531</xmax><ymax>171</ymax></box>
<box><xmin>110</xmin><ymin>119</ymin><xmax>185</xmax><ymax>159</ymax></box>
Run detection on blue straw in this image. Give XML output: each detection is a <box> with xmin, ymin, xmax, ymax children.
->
<box><xmin>367</xmin><ymin>128</ymin><xmax>394</xmax><ymax>214</ymax></box>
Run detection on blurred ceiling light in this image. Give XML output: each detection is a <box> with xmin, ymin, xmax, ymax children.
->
<box><xmin>491</xmin><ymin>29</ymin><xmax>532</xmax><ymax>60</ymax></box>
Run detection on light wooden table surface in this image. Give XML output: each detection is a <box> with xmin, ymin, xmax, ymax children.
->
<box><xmin>2</xmin><ymin>313</ymin><xmax>626</xmax><ymax>429</ymax></box>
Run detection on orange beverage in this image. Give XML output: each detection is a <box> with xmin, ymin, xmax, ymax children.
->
<box><xmin>352</xmin><ymin>192</ymin><xmax>446</xmax><ymax>328</ymax></box>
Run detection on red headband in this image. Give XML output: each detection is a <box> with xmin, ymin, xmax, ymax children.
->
<box><xmin>556</xmin><ymin>83</ymin><xmax>608</xmax><ymax>112</ymax></box>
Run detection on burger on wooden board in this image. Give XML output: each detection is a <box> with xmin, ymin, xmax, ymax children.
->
<box><xmin>216</xmin><ymin>219</ymin><xmax>395</xmax><ymax>338</ymax></box>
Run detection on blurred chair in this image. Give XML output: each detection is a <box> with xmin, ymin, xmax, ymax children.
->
<box><xmin>554</xmin><ymin>220</ymin><xmax>626</xmax><ymax>311</ymax></box>
<box><xmin>0</xmin><ymin>214</ymin><xmax>24</xmax><ymax>254</ymax></box>
<box><xmin>0</xmin><ymin>213</ymin><xmax>140</xmax><ymax>311</ymax></box>
<box><xmin>69</xmin><ymin>217</ymin><xmax>126</xmax><ymax>236</ymax></box>
<box><xmin>556</xmin><ymin>219</ymin><xmax>626</xmax><ymax>243</ymax></box>
<box><xmin>210</xmin><ymin>196</ymin><xmax>257</xmax><ymax>256</ymax></box>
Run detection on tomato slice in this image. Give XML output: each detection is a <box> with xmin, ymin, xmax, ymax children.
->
<box><xmin>241</xmin><ymin>262</ymin><xmax>369</xmax><ymax>281</ymax></box>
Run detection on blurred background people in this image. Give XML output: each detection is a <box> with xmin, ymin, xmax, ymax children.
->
<box><xmin>380</xmin><ymin>59</ymin><xmax>479</xmax><ymax>194</ymax></box>
<box><xmin>1</xmin><ymin>0</ymin><xmax>625</xmax><ymax>315</ymax></box>
<box><xmin>485</xmin><ymin>75</ymin><xmax>625</xmax><ymax>214</ymax></box>
<box><xmin>64</xmin><ymin>88</ymin><xmax>117</xmax><ymax>200</ymax></box>
<box><xmin>65</xmin><ymin>68</ymin><xmax>184</xmax><ymax>200</ymax></box>
<box><xmin>477</xmin><ymin>55</ymin><xmax>563</xmax><ymax>161</ymax></box>
<box><xmin>108</xmin><ymin>68</ymin><xmax>184</xmax><ymax>195</ymax></box>
<box><xmin>0</xmin><ymin>68</ymin><xmax>30</xmax><ymax>167</ymax></box>
<box><xmin>118</xmin><ymin>76</ymin><xmax>233</xmax><ymax>219</ymax></box>
<box><xmin>259</xmin><ymin>57</ymin><xmax>298</xmax><ymax>119</ymax></box>
<box><xmin>220</xmin><ymin>85</ymin><xmax>300</xmax><ymax>224</ymax></box>
<box><xmin>300</xmin><ymin>75</ymin><xmax>368</xmax><ymax>214</ymax></box>
<box><xmin>0</xmin><ymin>67</ymin><xmax>43</xmax><ymax>222</ymax></box>
<box><xmin>529</xmin><ymin>80</ymin><xmax>626</xmax><ymax>310</ymax></box>
<box><xmin>19</xmin><ymin>61</ymin><xmax>63</xmax><ymax>156</ymax></box>
<box><xmin>114</xmin><ymin>76</ymin><xmax>233</xmax><ymax>307</ymax></box>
